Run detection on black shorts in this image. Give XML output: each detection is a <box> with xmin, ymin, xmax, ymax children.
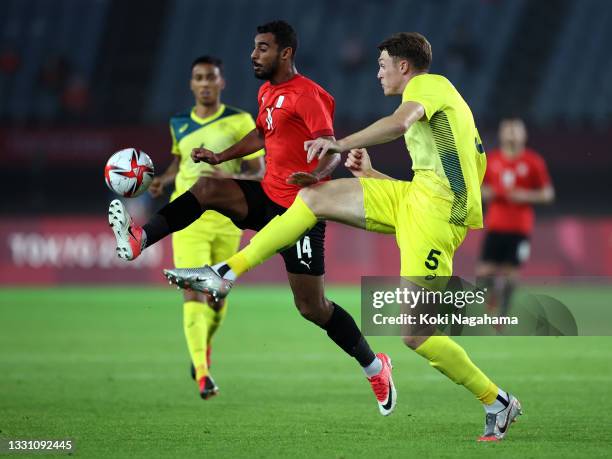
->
<box><xmin>232</xmin><ymin>180</ymin><xmax>325</xmax><ymax>276</ymax></box>
<box><xmin>481</xmin><ymin>231</ymin><xmax>531</xmax><ymax>267</ymax></box>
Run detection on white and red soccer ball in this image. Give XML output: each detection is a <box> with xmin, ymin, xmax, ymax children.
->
<box><xmin>104</xmin><ymin>148</ymin><xmax>154</xmax><ymax>197</ymax></box>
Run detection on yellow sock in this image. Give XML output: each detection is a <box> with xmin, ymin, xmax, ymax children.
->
<box><xmin>226</xmin><ymin>196</ymin><xmax>317</xmax><ymax>276</ymax></box>
<box><xmin>183</xmin><ymin>301</ymin><xmax>209</xmax><ymax>381</ymax></box>
<box><xmin>204</xmin><ymin>300</ymin><xmax>228</xmax><ymax>343</ymax></box>
<box><xmin>415</xmin><ymin>335</ymin><xmax>499</xmax><ymax>404</ymax></box>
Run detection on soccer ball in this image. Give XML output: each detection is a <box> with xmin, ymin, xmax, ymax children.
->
<box><xmin>104</xmin><ymin>148</ymin><xmax>155</xmax><ymax>197</ymax></box>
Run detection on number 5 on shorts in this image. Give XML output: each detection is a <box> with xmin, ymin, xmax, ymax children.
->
<box><xmin>425</xmin><ymin>249</ymin><xmax>442</xmax><ymax>270</ymax></box>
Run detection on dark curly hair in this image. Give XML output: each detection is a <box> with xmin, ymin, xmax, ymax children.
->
<box><xmin>257</xmin><ymin>20</ymin><xmax>298</xmax><ymax>60</ymax></box>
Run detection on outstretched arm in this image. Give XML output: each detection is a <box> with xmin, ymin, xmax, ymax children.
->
<box><xmin>304</xmin><ymin>102</ymin><xmax>425</xmax><ymax>162</ymax></box>
<box><xmin>192</xmin><ymin>129</ymin><xmax>265</xmax><ymax>164</ymax></box>
<box><xmin>338</xmin><ymin>101</ymin><xmax>424</xmax><ymax>151</ymax></box>
<box><xmin>287</xmin><ymin>136</ymin><xmax>341</xmax><ymax>187</ymax></box>
<box><xmin>200</xmin><ymin>155</ymin><xmax>266</xmax><ymax>181</ymax></box>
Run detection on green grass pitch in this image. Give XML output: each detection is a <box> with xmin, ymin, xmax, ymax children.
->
<box><xmin>1</xmin><ymin>286</ymin><xmax>611</xmax><ymax>458</ymax></box>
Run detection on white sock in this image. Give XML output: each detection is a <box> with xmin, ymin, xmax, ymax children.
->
<box><xmin>484</xmin><ymin>389</ymin><xmax>509</xmax><ymax>413</ymax></box>
<box><xmin>363</xmin><ymin>356</ymin><xmax>383</xmax><ymax>378</ymax></box>
<box><xmin>212</xmin><ymin>262</ymin><xmax>237</xmax><ymax>281</ymax></box>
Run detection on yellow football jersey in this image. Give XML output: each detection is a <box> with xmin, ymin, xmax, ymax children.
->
<box><xmin>401</xmin><ymin>74</ymin><xmax>486</xmax><ymax>228</ymax></box>
<box><xmin>169</xmin><ymin>104</ymin><xmax>264</xmax><ymax>234</ymax></box>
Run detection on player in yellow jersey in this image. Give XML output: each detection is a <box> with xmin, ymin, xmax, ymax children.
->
<box><xmin>167</xmin><ymin>33</ymin><xmax>522</xmax><ymax>440</ymax></box>
<box><xmin>148</xmin><ymin>55</ymin><xmax>264</xmax><ymax>399</ymax></box>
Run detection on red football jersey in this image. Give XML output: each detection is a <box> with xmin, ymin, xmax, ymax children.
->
<box><xmin>484</xmin><ymin>148</ymin><xmax>551</xmax><ymax>235</ymax></box>
<box><xmin>256</xmin><ymin>74</ymin><xmax>335</xmax><ymax>207</ymax></box>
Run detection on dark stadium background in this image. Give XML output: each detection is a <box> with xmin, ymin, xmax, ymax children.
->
<box><xmin>1</xmin><ymin>0</ymin><xmax>610</xmax><ymax>285</ymax></box>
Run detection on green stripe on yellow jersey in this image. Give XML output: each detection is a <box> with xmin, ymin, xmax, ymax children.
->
<box><xmin>401</xmin><ymin>74</ymin><xmax>486</xmax><ymax>228</ymax></box>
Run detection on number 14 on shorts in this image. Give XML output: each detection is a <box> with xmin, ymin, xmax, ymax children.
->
<box><xmin>296</xmin><ymin>236</ymin><xmax>312</xmax><ymax>259</ymax></box>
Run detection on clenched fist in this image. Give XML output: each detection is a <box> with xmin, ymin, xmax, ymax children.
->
<box><xmin>191</xmin><ymin>147</ymin><xmax>221</xmax><ymax>164</ymax></box>
<box><xmin>345</xmin><ymin>148</ymin><xmax>372</xmax><ymax>177</ymax></box>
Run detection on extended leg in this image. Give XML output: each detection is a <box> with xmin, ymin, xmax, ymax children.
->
<box><xmin>109</xmin><ymin>177</ymin><xmax>248</xmax><ymax>261</ymax></box>
<box><xmin>287</xmin><ymin>273</ymin><xmax>371</xmax><ymax>359</ymax></box>
<box><xmin>182</xmin><ymin>289</ymin><xmax>221</xmax><ymax>399</ymax></box>
<box><xmin>226</xmin><ymin>178</ymin><xmax>365</xmax><ymax>276</ymax></box>
<box><xmin>498</xmin><ymin>265</ymin><xmax>519</xmax><ymax>317</ymax></box>
<box><xmin>287</xmin><ymin>272</ymin><xmax>397</xmax><ymax>416</ymax></box>
<box><xmin>143</xmin><ymin>177</ymin><xmax>249</xmax><ymax>248</ymax></box>
<box><xmin>475</xmin><ymin>261</ymin><xmax>500</xmax><ymax>312</ymax></box>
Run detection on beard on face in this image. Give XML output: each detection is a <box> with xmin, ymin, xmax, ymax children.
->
<box><xmin>253</xmin><ymin>56</ymin><xmax>280</xmax><ymax>80</ymax></box>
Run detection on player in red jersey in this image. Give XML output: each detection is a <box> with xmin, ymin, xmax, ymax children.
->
<box><xmin>476</xmin><ymin>118</ymin><xmax>554</xmax><ymax>316</ymax></box>
<box><xmin>108</xmin><ymin>20</ymin><xmax>394</xmax><ymax>413</ymax></box>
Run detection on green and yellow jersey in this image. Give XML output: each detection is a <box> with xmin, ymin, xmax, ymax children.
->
<box><xmin>169</xmin><ymin>104</ymin><xmax>264</xmax><ymax>235</ymax></box>
<box><xmin>401</xmin><ymin>74</ymin><xmax>486</xmax><ymax>228</ymax></box>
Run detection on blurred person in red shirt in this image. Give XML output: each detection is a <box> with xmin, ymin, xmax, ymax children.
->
<box><xmin>476</xmin><ymin>118</ymin><xmax>554</xmax><ymax>317</ymax></box>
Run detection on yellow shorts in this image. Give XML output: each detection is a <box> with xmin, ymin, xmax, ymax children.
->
<box><xmin>360</xmin><ymin>177</ymin><xmax>467</xmax><ymax>277</ymax></box>
<box><xmin>172</xmin><ymin>218</ymin><xmax>241</xmax><ymax>268</ymax></box>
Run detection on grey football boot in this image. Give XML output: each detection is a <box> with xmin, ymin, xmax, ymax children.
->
<box><xmin>478</xmin><ymin>393</ymin><xmax>523</xmax><ymax>441</ymax></box>
<box><xmin>163</xmin><ymin>265</ymin><xmax>233</xmax><ymax>300</ymax></box>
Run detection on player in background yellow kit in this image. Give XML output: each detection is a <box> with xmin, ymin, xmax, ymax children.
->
<box><xmin>170</xmin><ymin>34</ymin><xmax>522</xmax><ymax>440</ymax></box>
<box><xmin>148</xmin><ymin>55</ymin><xmax>264</xmax><ymax>399</ymax></box>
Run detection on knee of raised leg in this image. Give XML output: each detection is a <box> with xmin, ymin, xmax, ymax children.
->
<box><xmin>297</xmin><ymin>187</ymin><xmax>318</xmax><ymax>209</ymax></box>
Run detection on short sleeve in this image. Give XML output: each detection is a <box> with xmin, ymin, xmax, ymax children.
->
<box><xmin>170</xmin><ymin>123</ymin><xmax>180</xmax><ymax>155</ymax></box>
<box><xmin>295</xmin><ymin>92</ymin><xmax>334</xmax><ymax>138</ymax></box>
<box><xmin>236</xmin><ymin>113</ymin><xmax>265</xmax><ymax>160</ymax></box>
<box><xmin>401</xmin><ymin>75</ymin><xmax>444</xmax><ymax>120</ymax></box>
